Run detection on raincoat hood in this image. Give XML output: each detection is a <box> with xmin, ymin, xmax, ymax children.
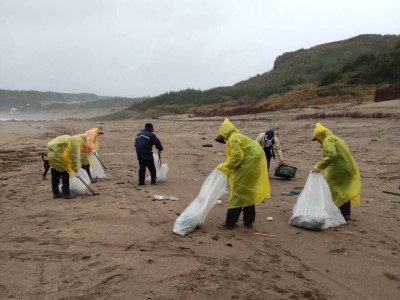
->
<box><xmin>85</xmin><ymin>128</ymin><xmax>102</xmax><ymax>153</ymax></box>
<box><xmin>218</xmin><ymin>118</ymin><xmax>240</xmax><ymax>140</ymax></box>
<box><xmin>312</xmin><ymin>122</ymin><xmax>334</xmax><ymax>142</ymax></box>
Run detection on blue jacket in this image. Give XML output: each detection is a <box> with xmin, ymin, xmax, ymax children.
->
<box><xmin>134</xmin><ymin>128</ymin><xmax>163</xmax><ymax>160</ymax></box>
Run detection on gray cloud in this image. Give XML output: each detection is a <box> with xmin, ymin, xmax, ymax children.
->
<box><xmin>0</xmin><ymin>0</ymin><xmax>399</xmax><ymax>97</ymax></box>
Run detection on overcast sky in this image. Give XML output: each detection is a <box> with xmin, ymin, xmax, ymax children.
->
<box><xmin>0</xmin><ymin>0</ymin><xmax>399</xmax><ymax>98</ymax></box>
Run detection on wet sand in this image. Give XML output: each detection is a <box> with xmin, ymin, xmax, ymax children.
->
<box><xmin>0</xmin><ymin>100</ymin><xmax>399</xmax><ymax>299</ymax></box>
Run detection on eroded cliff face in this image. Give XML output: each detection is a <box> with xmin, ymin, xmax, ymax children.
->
<box><xmin>375</xmin><ymin>83</ymin><xmax>400</xmax><ymax>102</ymax></box>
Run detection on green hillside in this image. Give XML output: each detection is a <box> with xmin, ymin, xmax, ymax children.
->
<box><xmin>0</xmin><ymin>89</ymin><xmax>145</xmax><ymax>112</ymax></box>
<box><xmin>243</xmin><ymin>34</ymin><xmax>399</xmax><ymax>89</ymax></box>
<box><xmin>128</xmin><ymin>34</ymin><xmax>400</xmax><ymax>117</ymax></box>
<box><xmin>1</xmin><ymin>34</ymin><xmax>399</xmax><ymax>119</ymax></box>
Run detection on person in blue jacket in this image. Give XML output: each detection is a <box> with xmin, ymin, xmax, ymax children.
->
<box><xmin>134</xmin><ymin>123</ymin><xmax>163</xmax><ymax>185</ymax></box>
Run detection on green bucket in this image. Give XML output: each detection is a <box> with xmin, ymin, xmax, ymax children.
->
<box><xmin>274</xmin><ymin>164</ymin><xmax>297</xmax><ymax>179</ymax></box>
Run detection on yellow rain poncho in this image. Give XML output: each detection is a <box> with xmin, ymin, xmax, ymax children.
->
<box><xmin>85</xmin><ymin>128</ymin><xmax>102</xmax><ymax>151</ymax></box>
<box><xmin>217</xmin><ymin>118</ymin><xmax>271</xmax><ymax>209</ymax></box>
<box><xmin>47</xmin><ymin>134</ymin><xmax>87</xmax><ymax>176</ymax></box>
<box><xmin>313</xmin><ymin>122</ymin><xmax>361</xmax><ymax>207</ymax></box>
<box><xmin>84</xmin><ymin>128</ymin><xmax>102</xmax><ymax>166</ymax></box>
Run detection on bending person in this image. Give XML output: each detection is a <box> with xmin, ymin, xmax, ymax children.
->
<box><xmin>84</xmin><ymin>126</ymin><xmax>105</xmax><ymax>179</ymax></box>
<box><xmin>47</xmin><ymin>134</ymin><xmax>87</xmax><ymax>199</ymax></box>
<box><xmin>256</xmin><ymin>129</ymin><xmax>285</xmax><ymax>174</ymax></box>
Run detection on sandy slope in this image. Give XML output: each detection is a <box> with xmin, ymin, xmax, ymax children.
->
<box><xmin>0</xmin><ymin>100</ymin><xmax>399</xmax><ymax>300</ymax></box>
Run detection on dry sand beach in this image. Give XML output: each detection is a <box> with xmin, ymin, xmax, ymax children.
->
<box><xmin>0</xmin><ymin>100</ymin><xmax>399</xmax><ymax>300</ymax></box>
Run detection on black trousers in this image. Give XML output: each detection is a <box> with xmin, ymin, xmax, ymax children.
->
<box><xmin>264</xmin><ymin>148</ymin><xmax>273</xmax><ymax>173</ymax></box>
<box><xmin>225</xmin><ymin>205</ymin><xmax>256</xmax><ymax>227</ymax></box>
<box><xmin>339</xmin><ymin>201</ymin><xmax>351</xmax><ymax>220</ymax></box>
<box><xmin>51</xmin><ymin>168</ymin><xmax>70</xmax><ymax>196</ymax></box>
<box><xmin>137</xmin><ymin>154</ymin><xmax>156</xmax><ymax>184</ymax></box>
<box><xmin>82</xmin><ymin>164</ymin><xmax>92</xmax><ymax>180</ymax></box>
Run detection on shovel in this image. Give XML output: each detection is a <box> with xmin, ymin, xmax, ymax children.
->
<box><xmin>93</xmin><ymin>152</ymin><xmax>108</xmax><ymax>171</ymax></box>
<box><xmin>76</xmin><ymin>175</ymin><xmax>99</xmax><ymax>196</ymax></box>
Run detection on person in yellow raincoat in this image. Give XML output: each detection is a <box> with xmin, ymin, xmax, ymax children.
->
<box><xmin>84</xmin><ymin>127</ymin><xmax>104</xmax><ymax>154</ymax></box>
<box><xmin>47</xmin><ymin>134</ymin><xmax>87</xmax><ymax>199</ymax></box>
<box><xmin>83</xmin><ymin>126</ymin><xmax>104</xmax><ymax>182</ymax></box>
<box><xmin>312</xmin><ymin>122</ymin><xmax>361</xmax><ymax>220</ymax></box>
<box><xmin>215</xmin><ymin>118</ymin><xmax>271</xmax><ymax>229</ymax></box>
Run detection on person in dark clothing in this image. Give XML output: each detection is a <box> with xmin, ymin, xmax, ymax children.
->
<box><xmin>134</xmin><ymin>123</ymin><xmax>163</xmax><ymax>185</ymax></box>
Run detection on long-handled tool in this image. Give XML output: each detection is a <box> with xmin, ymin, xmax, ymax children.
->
<box><xmin>76</xmin><ymin>175</ymin><xmax>99</xmax><ymax>195</ymax></box>
<box><xmin>158</xmin><ymin>150</ymin><xmax>162</xmax><ymax>167</ymax></box>
<box><xmin>383</xmin><ymin>190</ymin><xmax>400</xmax><ymax>196</ymax></box>
<box><xmin>93</xmin><ymin>152</ymin><xmax>108</xmax><ymax>171</ymax></box>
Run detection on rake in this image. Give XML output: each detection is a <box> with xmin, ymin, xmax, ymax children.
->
<box><xmin>76</xmin><ymin>175</ymin><xmax>99</xmax><ymax>195</ymax></box>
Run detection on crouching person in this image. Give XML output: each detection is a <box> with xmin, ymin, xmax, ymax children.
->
<box><xmin>47</xmin><ymin>134</ymin><xmax>87</xmax><ymax>199</ymax></box>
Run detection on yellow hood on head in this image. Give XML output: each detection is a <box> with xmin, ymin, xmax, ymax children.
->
<box><xmin>218</xmin><ymin>118</ymin><xmax>240</xmax><ymax>139</ymax></box>
<box><xmin>312</xmin><ymin>122</ymin><xmax>333</xmax><ymax>142</ymax></box>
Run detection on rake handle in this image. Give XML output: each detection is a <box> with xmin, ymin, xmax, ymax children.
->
<box><xmin>76</xmin><ymin>175</ymin><xmax>96</xmax><ymax>194</ymax></box>
<box><xmin>93</xmin><ymin>152</ymin><xmax>108</xmax><ymax>171</ymax></box>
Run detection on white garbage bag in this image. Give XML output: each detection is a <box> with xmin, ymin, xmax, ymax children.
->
<box><xmin>146</xmin><ymin>153</ymin><xmax>169</xmax><ymax>183</ymax></box>
<box><xmin>173</xmin><ymin>168</ymin><xmax>227</xmax><ymax>236</ymax></box>
<box><xmin>289</xmin><ymin>171</ymin><xmax>346</xmax><ymax>230</ymax></box>
<box><xmin>62</xmin><ymin>168</ymin><xmax>91</xmax><ymax>195</ymax></box>
<box><xmin>90</xmin><ymin>152</ymin><xmax>106</xmax><ymax>179</ymax></box>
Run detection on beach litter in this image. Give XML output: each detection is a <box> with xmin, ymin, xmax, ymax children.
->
<box><xmin>113</xmin><ymin>201</ymin><xmax>126</xmax><ymax>205</ymax></box>
<box><xmin>281</xmin><ymin>191</ymin><xmax>301</xmax><ymax>196</ymax></box>
<box><xmin>186</xmin><ymin>177</ymin><xmax>198</xmax><ymax>181</ymax></box>
<box><xmin>253</xmin><ymin>232</ymin><xmax>276</xmax><ymax>237</ymax></box>
<box><xmin>153</xmin><ymin>195</ymin><xmax>179</xmax><ymax>201</ymax></box>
